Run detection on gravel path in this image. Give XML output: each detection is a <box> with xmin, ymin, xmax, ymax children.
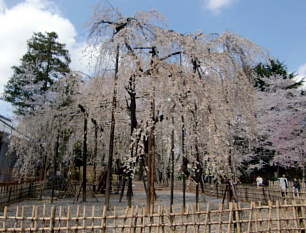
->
<box><xmin>6</xmin><ymin>189</ymin><xmax>227</xmax><ymax>213</ymax></box>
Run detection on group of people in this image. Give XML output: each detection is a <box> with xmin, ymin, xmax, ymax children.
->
<box><xmin>256</xmin><ymin>174</ymin><xmax>301</xmax><ymax>197</ymax></box>
<box><xmin>279</xmin><ymin>174</ymin><xmax>300</xmax><ymax>197</ymax></box>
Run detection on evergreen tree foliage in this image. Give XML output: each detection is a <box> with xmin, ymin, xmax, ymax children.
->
<box><xmin>2</xmin><ymin>32</ymin><xmax>71</xmax><ymax>115</ymax></box>
<box><xmin>253</xmin><ymin>59</ymin><xmax>303</xmax><ymax>91</ymax></box>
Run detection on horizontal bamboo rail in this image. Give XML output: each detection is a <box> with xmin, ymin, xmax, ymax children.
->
<box><xmin>0</xmin><ymin>200</ymin><xmax>305</xmax><ymax>232</ymax></box>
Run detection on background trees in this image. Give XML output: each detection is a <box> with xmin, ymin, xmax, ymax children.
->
<box><xmin>253</xmin><ymin>59</ymin><xmax>303</xmax><ymax>91</ymax></box>
<box><xmin>248</xmin><ymin>59</ymin><xmax>306</xmax><ymax>180</ymax></box>
<box><xmin>2</xmin><ymin>32</ymin><xmax>71</xmax><ymax>115</ymax></box>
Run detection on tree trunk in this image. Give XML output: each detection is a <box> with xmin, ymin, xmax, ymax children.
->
<box><xmin>146</xmin><ymin>47</ymin><xmax>157</xmax><ymax>213</ymax></box>
<box><xmin>105</xmin><ymin>45</ymin><xmax>120</xmax><ymax>211</ymax></box>
<box><xmin>127</xmin><ymin>176</ymin><xmax>133</xmax><ymax>207</ymax></box>
<box><xmin>146</xmin><ymin>94</ymin><xmax>156</xmax><ymax>213</ymax></box>
<box><xmin>126</xmin><ymin>77</ymin><xmax>137</xmax><ymax>206</ymax></box>
<box><xmin>51</xmin><ymin>133</ymin><xmax>60</xmax><ymax>204</ymax></box>
<box><xmin>170</xmin><ymin>116</ymin><xmax>175</xmax><ymax>208</ymax></box>
<box><xmin>181</xmin><ymin>115</ymin><xmax>187</xmax><ymax>211</ymax></box>
<box><xmin>119</xmin><ymin>176</ymin><xmax>126</xmax><ymax>202</ymax></box>
<box><xmin>92</xmin><ymin>119</ymin><xmax>98</xmax><ymax>192</ymax></box>
<box><xmin>194</xmin><ymin>113</ymin><xmax>205</xmax><ymax>204</ymax></box>
<box><xmin>140</xmin><ymin>158</ymin><xmax>147</xmax><ymax>193</ymax></box>
<box><xmin>82</xmin><ymin>112</ymin><xmax>88</xmax><ymax>202</ymax></box>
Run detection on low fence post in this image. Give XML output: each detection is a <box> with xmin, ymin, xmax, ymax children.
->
<box><xmin>216</xmin><ymin>182</ymin><xmax>218</xmax><ymax>198</ymax></box>
<box><xmin>28</xmin><ymin>182</ymin><xmax>33</xmax><ymax>198</ymax></box>
<box><xmin>8</xmin><ymin>186</ymin><xmax>12</xmax><ymax>203</ymax></box>
<box><xmin>262</xmin><ymin>186</ymin><xmax>267</xmax><ymax>204</ymax></box>
<box><xmin>19</xmin><ymin>183</ymin><xmax>22</xmax><ymax>199</ymax></box>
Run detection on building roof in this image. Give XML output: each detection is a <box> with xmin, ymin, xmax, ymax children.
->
<box><xmin>0</xmin><ymin>115</ymin><xmax>16</xmax><ymax>135</ymax></box>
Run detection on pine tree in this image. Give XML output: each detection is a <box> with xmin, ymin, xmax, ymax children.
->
<box><xmin>2</xmin><ymin>32</ymin><xmax>71</xmax><ymax>115</ymax></box>
<box><xmin>253</xmin><ymin>59</ymin><xmax>303</xmax><ymax>91</ymax></box>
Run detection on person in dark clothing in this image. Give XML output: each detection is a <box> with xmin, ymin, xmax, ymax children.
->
<box><xmin>293</xmin><ymin>178</ymin><xmax>300</xmax><ymax>196</ymax></box>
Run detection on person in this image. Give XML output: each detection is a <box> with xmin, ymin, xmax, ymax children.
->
<box><xmin>256</xmin><ymin>175</ymin><xmax>263</xmax><ymax>187</ymax></box>
<box><xmin>251</xmin><ymin>174</ymin><xmax>256</xmax><ymax>184</ymax></box>
<box><xmin>293</xmin><ymin>178</ymin><xmax>300</xmax><ymax>196</ymax></box>
<box><xmin>279</xmin><ymin>174</ymin><xmax>288</xmax><ymax>197</ymax></box>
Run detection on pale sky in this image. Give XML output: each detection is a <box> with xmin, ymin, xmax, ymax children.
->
<box><xmin>1</xmin><ymin>0</ymin><xmax>306</xmax><ymax>117</ymax></box>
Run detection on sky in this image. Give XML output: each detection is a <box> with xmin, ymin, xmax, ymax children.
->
<box><xmin>1</xmin><ymin>0</ymin><xmax>306</xmax><ymax>118</ymax></box>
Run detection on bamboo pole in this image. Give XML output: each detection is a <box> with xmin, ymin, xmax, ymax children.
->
<box><xmin>133</xmin><ymin>205</ymin><xmax>139</xmax><ymax>233</ymax></box>
<box><xmin>217</xmin><ymin>202</ymin><xmax>223</xmax><ymax>233</ymax></box>
<box><xmin>267</xmin><ymin>200</ymin><xmax>272</xmax><ymax>232</ymax></box>
<box><xmin>63</xmin><ymin>206</ymin><xmax>69</xmax><ymax>232</ymax></box>
<box><xmin>299</xmin><ymin>200</ymin><xmax>306</xmax><ymax>233</ymax></box>
<box><xmin>227</xmin><ymin>202</ymin><xmax>233</xmax><ymax>233</ymax></box>
<box><xmin>247</xmin><ymin>202</ymin><xmax>254</xmax><ymax>232</ymax></box>
<box><xmin>100</xmin><ymin>205</ymin><xmax>107</xmax><ymax>233</ymax></box>
<box><xmin>203</xmin><ymin>203</ymin><xmax>210</xmax><ymax>233</ymax></box>
<box><xmin>2</xmin><ymin>206</ymin><xmax>7</xmax><ymax>232</ymax></box>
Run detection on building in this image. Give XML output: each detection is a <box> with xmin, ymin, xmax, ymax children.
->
<box><xmin>0</xmin><ymin>115</ymin><xmax>18</xmax><ymax>183</ymax></box>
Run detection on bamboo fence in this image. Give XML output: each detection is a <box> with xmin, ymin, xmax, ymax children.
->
<box><xmin>0</xmin><ymin>180</ymin><xmax>306</xmax><ymax>232</ymax></box>
<box><xmin>0</xmin><ymin>182</ymin><xmax>42</xmax><ymax>207</ymax></box>
<box><xmin>0</xmin><ymin>200</ymin><xmax>306</xmax><ymax>232</ymax></box>
<box><xmin>0</xmin><ymin>180</ymin><xmax>305</xmax><ymax>209</ymax></box>
<box><xmin>174</xmin><ymin>181</ymin><xmax>306</xmax><ymax>204</ymax></box>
